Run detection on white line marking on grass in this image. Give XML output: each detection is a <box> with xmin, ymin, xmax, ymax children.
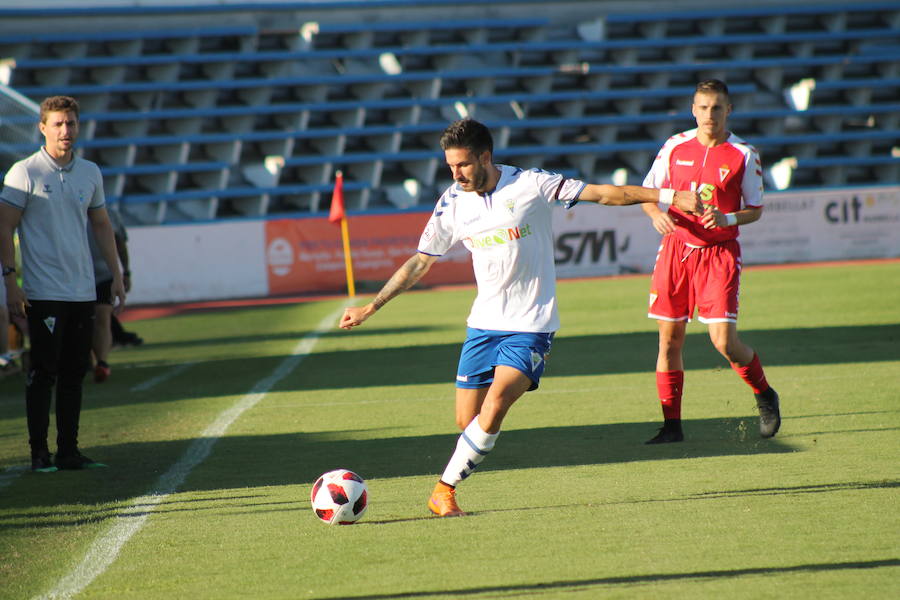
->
<box><xmin>35</xmin><ymin>305</ymin><xmax>346</xmax><ymax>600</ymax></box>
<box><xmin>130</xmin><ymin>362</ymin><xmax>195</xmax><ymax>392</ymax></box>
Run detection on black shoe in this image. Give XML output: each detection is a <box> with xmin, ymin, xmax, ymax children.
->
<box><xmin>31</xmin><ymin>451</ymin><xmax>56</xmax><ymax>472</ymax></box>
<box><xmin>645</xmin><ymin>420</ymin><xmax>684</xmax><ymax>444</ymax></box>
<box><xmin>755</xmin><ymin>387</ymin><xmax>781</xmax><ymax>438</ymax></box>
<box><xmin>55</xmin><ymin>451</ymin><xmax>104</xmax><ymax>470</ymax></box>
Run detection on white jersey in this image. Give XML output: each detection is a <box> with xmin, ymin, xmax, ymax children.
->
<box><xmin>418</xmin><ymin>165</ymin><xmax>585</xmax><ymax>333</ymax></box>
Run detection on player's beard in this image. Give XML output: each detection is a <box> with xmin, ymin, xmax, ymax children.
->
<box><xmin>464</xmin><ymin>162</ymin><xmax>490</xmax><ymax>193</ymax></box>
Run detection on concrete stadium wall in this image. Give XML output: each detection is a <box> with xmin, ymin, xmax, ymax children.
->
<box><xmin>126</xmin><ymin>183</ymin><xmax>900</xmax><ymax>305</ymax></box>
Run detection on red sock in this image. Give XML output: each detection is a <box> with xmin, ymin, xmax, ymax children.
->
<box><xmin>731</xmin><ymin>353</ymin><xmax>769</xmax><ymax>394</ymax></box>
<box><xmin>656</xmin><ymin>370</ymin><xmax>684</xmax><ymax>420</ymax></box>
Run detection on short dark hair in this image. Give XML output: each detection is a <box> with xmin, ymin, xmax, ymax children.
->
<box><xmin>39</xmin><ymin>96</ymin><xmax>80</xmax><ymax>123</ymax></box>
<box><xmin>695</xmin><ymin>79</ymin><xmax>730</xmax><ymax>99</ymax></box>
<box><xmin>439</xmin><ymin>118</ymin><xmax>493</xmax><ymax>156</ymax></box>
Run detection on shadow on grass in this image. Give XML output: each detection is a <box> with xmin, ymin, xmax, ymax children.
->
<box><xmin>199</xmin><ymin>324</ymin><xmax>900</xmax><ymax>391</ymax></box>
<box><xmin>2</xmin><ymin>323</ymin><xmax>892</xmax><ymax>410</ymax></box>
<box><xmin>130</xmin><ymin>325</ymin><xmax>448</xmax><ymax>352</ymax></box>
<box><xmin>360</xmin><ymin>479</ymin><xmax>900</xmax><ymax>525</ymax></box>
<box><xmin>0</xmin><ymin>417</ymin><xmax>820</xmax><ymax>515</ymax></box>
<box><xmin>310</xmin><ymin>558</ymin><xmax>900</xmax><ymax>599</ymax></box>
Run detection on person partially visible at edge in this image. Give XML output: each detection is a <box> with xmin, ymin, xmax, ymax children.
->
<box><xmin>640</xmin><ymin>79</ymin><xmax>781</xmax><ymax>445</ymax></box>
<box><xmin>88</xmin><ymin>203</ymin><xmax>132</xmax><ymax>383</ymax></box>
<box><xmin>0</xmin><ymin>95</ymin><xmax>126</xmax><ymax>471</ymax></box>
<box><xmin>339</xmin><ymin>118</ymin><xmax>704</xmax><ymax>516</ymax></box>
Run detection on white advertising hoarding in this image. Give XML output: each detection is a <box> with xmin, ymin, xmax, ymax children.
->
<box><xmin>554</xmin><ymin>185</ymin><xmax>900</xmax><ymax>279</ymax></box>
<box><xmin>125</xmin><ymin>185</ymin><xmax>899</xmax><ymax>305</ymax></box>
<box><xmin>740</xmin><ymin>186</ymin><xmax>900</xmax><ymax>264</ymax></box>
<box><xmin>127</xmin><ymin>220</ymin><xmax>268</xmax><ymax>304</ymax></box>
<box><xmin>553</xmin><ymin>202</ymin><xmax>661</xmax><ymax>278</ymax></box>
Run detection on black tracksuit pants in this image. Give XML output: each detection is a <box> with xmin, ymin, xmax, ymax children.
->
<box><xmin>25</xmin><ymin>300</ymin><xmax>94</xmax><ymax>457</ymax></box>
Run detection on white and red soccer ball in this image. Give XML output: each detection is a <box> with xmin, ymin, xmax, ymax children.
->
<box><xmin>311</xmin><ymin>469</ymin><xmax>368</xmax><ymax>525</ymax></box>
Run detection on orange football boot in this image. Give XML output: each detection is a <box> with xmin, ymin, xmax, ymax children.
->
<box><xmin>428</xmin><ymin>481</ymin><xmax>466</xmax><ymax>517</ymax></box>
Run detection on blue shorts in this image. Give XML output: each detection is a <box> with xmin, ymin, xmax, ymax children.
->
<box><xmin>456</xmin><ymin>328</ymin><xmax>554</xmax><ymax>391</ymax></box>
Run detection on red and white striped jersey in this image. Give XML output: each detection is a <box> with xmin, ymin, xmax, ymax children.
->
<box><xmin>643</xmin><ymin>128</ymin><xmax>763</xmax><ymax>246</ymax></box>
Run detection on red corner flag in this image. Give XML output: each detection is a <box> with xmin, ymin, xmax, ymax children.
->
<box><xmin>328</xmin><ymin>170</ymin><xmax>345</xmax><ymax>225</ymax></box>
<box><xmin>328</xmin><ymin>170</ymin><xmax>355</xmax><ymax>297</ymax></box>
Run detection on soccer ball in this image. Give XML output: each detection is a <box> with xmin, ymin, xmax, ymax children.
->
<box><xmin>310</xmin><ymin>469</ymin><xmax>368</xmax><ymax>525</ymax></box>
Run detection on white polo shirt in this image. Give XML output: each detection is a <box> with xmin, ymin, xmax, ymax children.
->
<box><xmin>0</xmin><ymin>147</ymin><xmax>105</xmax><ymax>301</ymax></box>
<box><xmin>418</xmin><ymin>165</ymin><xmax>585</xmax><ymax>333</ymax></box>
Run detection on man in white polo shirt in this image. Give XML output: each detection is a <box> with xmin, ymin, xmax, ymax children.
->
<box><xmin>340</xmin><ymin>118</ymin><xmax>702</xmax><ymax>516</ymax></box>
<box><xmin>0</xmin><ymin>96</ymin><xmax>126</xmax><ymax>471</ymax></box>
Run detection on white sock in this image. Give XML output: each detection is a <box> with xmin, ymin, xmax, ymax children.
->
<box><xmin>440</xmin><ymin>417</ymin><xmax>499</xmax><ymax>487</ymax></box>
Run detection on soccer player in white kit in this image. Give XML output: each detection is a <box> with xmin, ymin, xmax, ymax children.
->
<box><xmin>340</xmin><ymin>118</ymin><xmax>703</xmax><ymax>516</ymax></box>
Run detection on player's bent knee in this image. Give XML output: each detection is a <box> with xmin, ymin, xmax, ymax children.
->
<box><xmin>478</xmin><ymin>398</ymin><xmax>514</xmax><ymax>432</ymax></box>
<box><xmin>714</xmin><ymin>339</ymin><xmax>746</xmax><ymax>363</ymax></box>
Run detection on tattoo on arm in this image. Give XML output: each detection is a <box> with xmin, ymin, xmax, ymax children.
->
<box><xmin>372</xmin><ymin>255</ymin><xmax>429</xmax><ymax>310</ymax></box>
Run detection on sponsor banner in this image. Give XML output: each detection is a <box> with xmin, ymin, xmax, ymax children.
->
<box><xmin>554</xmin><ymin>185</ymin><xmax>900</xmax><ymax>277</ymax></box>
<box><xmin>553</xmin><ymin>203</ymin><xmax>661</xmax><ymax>278</ymax></box>
<box><xmin>741</xmin><ymin>186</ymin><xmax>900</xmax><ymax>264</ymax></box>
<box><xmin>265</xmin><ymin>213</ymin><xmax>472</xmax><ymax>295</ymax></box>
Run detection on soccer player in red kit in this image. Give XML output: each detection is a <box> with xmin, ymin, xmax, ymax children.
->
<box><xmin>640</xmin><ymin>79</ymin><xmax>780</xmax><ymax>444</ymax></box>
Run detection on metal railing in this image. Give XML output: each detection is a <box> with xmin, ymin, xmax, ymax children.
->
<box><xmin>0</xmin><ymin>84</ymin><xmax>39</xmax><ymax>174</ymax></box>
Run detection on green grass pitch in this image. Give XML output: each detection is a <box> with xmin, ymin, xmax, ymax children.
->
<box><xmin>1</xmin><ymin>260</ymin><xmax>898</xmax><ymax>599</ymax></box>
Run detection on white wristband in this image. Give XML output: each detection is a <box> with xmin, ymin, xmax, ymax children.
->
<box><xmin>724</xmin><ymin>212</ymin><xmax>738</xmax><ymax>227</ymax></box>
<box><xmin>658</xmin><ymin>188</ymin><xmax>675</xmax><ymax>205</ymax></box>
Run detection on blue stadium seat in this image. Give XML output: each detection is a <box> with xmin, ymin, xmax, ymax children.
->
<box><xmin>604</xmin><ymin>2</ymin><xmax>897</xmax><ymax>23</ymax></box>
<box><xmin>2</xmin><ymin>1</ymin><xmax>896</xmax><ymax>223</ymax></box>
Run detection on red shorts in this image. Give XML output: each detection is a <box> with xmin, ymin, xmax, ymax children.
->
<box><xmin>648</xmin><ymin>236</ymin><xmax>742</xmax><ymax>323</ymax></box>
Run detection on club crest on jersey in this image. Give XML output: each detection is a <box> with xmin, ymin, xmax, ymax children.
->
<box><xmin>505</xmin><ymin>197</ymin><xmax>516</xmax><ymax>214</ymax></box>
<box><xmin>42</xmin><ymin>184</ymin><xmax>52</xmax><ymax>194</ymax></box>
<box><xmin>43</xmin><ymin>316</ymin><xmax>56</xmax><ymax>334</ymax></box>
<box><xmin>719</xmin><ymin>165</ymin><xmax>730</xmax><ymax>182</ymax></box>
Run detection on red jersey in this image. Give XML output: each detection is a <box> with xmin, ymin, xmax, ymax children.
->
<box><xmin>643</xmin><ymin>129</ymin><xmax>763</xmax><ymax>246</ymax></box>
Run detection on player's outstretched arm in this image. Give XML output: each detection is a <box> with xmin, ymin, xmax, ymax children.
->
<box><xmin>339</xmin><ymin>252</ymin><xmax>438</xmax><ymax>330</ymax></box>
<box><xmin>578</xmin><ymin>184</ymin><xmax>703</xmax><ymax>214</ymax></box>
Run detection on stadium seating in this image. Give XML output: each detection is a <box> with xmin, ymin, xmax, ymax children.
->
<box><xmin>0</xmin><ymin>1</ymin><xmax>897</xmax><ymax>224</ymax></box>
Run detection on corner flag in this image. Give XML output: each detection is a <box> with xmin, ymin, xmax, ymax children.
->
<box><xmin>329</xmin><ymin>170</ymin><xmax>355</xmax><ymax>297</ymax></box>
<box><xmin>328</xmin><ymin>170</ymin><xmax>346</xmax><ymax>225</ymax></box>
